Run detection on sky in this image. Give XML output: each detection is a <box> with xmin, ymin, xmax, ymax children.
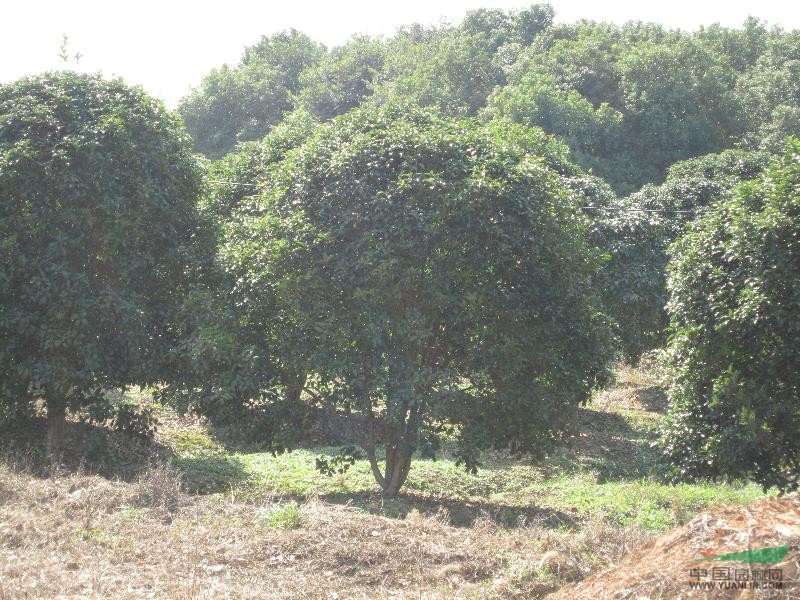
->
<box><xmin>2</xmin><ymin>0</ymin><xmax>800</xmax><ymax>107</ymax></box>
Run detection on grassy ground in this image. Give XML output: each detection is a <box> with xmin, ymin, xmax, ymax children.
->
<box><xmin>161</xmin><ymin>365</ymin><xmax>766</xmax><ymax>533</ymax></box>
<box><xmin>0</xmin><ymin>365</ymin><xmax>770</xmax><ymax>598</ymax></box>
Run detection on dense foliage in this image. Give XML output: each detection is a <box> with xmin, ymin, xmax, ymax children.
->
<box><xmin>158</xmin><ymin>109</ymin><xmax>320</xmax><ymax>448</ymax></box>
<box><xmin>172</xmin><ymin>8</ymin><xmax>800</xmax><ymax>494</ymax></box>
<box><xmin>660</xmin><ymin>139</ymin><xmax>800</xmax><ymax>492</ymax></box>
<box><xmin>0</xmin><ymin>72</ymin><xmax>203</xmax><ymax>452</ymax></box>
<box><xmin>295</xmin><ymin>36</ymin><xmax>387</xmax><ymax>120</ymax></box>
<box><xmin>591</xmin><ymin>149</ymin><xmax>770</xmax><ymax>360</ymax></box>
<box><xmin>4</xmin><ymin>5</ymin><xmax>800</xmax><ymax>498</ymax></box>
<box><xmin>219</xmin><ymin>105</ymin><xmax>613</xmax><ymax>495</ymax></box>
<box><xmin>181</xmin><ymin>8</ymin><xmax>800</xmax><ymax>194</ymax></box>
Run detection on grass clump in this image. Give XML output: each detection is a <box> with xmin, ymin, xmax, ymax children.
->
<box><xmin>260</xmin><ymin>501</ymin><xmax>302</xmax><ymax>530</ymax></box>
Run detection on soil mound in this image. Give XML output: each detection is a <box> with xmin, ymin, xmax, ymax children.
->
<box><xmin>554</xmin><ymin>495</ymin><xmax>800</xmax><ymax>599</ymax></box>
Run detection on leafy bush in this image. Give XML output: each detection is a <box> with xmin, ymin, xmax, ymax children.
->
<box><xmin>221</xmin><ymin>104</ymin><xmax>614</xmax><ymax>496</ymax></box>
<box><xmin>660</xmin><ymin>138</ymin><xmax>800</xmax><ymax>492</ymax></box>
<box><xmin>0</xmin><ymin>72</ymin><xmax>203</xmax><ymax>454</ymax></box>
<box><xmin>591</xmin><ymin>149</ymin><xmax>770</xmax><ymax>361</ymax></box>
<box><xmin>156</xmin><ymin>109</ymin><xmax>320</xmax><ymax>450</ymax></box>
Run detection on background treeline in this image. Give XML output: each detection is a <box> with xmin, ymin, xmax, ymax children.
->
<box><xmin>180</xmin><ymin>7</ymin><xmax>800</xmax><ymax>194</ymax></box>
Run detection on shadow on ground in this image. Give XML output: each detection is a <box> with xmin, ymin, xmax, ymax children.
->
<box><xmin>312</xmin><ymin>490</ymin><xmax>577</xmax><ymax>529</ymax></box>
<box><xmin>1</xmin><ymin>417</ymin><xmax>252</xmax><ymax>494</ymax></box>
<box><xmin>543</xmin><ymin>407</ymin><xmax>662</xmax><ymax>482</ymax></box>
<box><xmin>0</xmin><ymin>417</ymin><xmax>170</xmax><ymax>481</ymax></box>
<box><xmin>632</xmin><ymin>386</ymin><xmax>669</xmax><ymax>413</ymax></box>
<box><xmin>173</xmin><ymin>453</ymin><xmax>250</xmax><ymax>493</ymax></box>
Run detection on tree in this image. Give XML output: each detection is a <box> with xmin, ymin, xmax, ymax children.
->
<box><xmin>295</xmin><ymin>36</ymin><xmax>387</xmax><ymax>120</ymax></box>
<box><xmin>735</xmin><ymin>31</ymin><xmax>800</xmax><ymax>152</ymax></box>
<box><xmin>485</xmin><ymin>73</ymin><xmax>624</xmax><ymax>189</ymax></box>
<box><xmin>512</xmin><ymin>4</ymin><xmax>555</xmax><ymax>46</ymax></box>
<box><xmin>504</xmin><ymin>27</ymin><xmax>623</xmax><ymax>110</ymax></box>
<box><xmin>493</xmin><ymin>19</ymin><xmax>795</xmax><ymax>193</ymax></box>
<box><xmin>458</xmin><ymin>8</ymin><xmax>513</xmax><ymax>51</ymax></box>
<box><xmin>493</xmin><ymin>23</ymin><xmax>749</xmax><ymax>193</ymax></box>
<box><xmin>617</xmin><ymin>39</ymin><xmax>741</xmax><ymax>183</ymax></box>
<box><xmin>590</xmin><ymin>149</ymin><xmax>770</xmax><ymax>360</ymax></box>
<box><xmin>459</xmin><ymin>4</ymin><xmax>554</xmax><ymax>49</ymax></box>
<box><xmin>376</xmin><ymin>27</ymin><xmax>505</xmax><ymax>117</ymax></box>
<box><xmin>221</xmin><ymin>105</ymin><xmax>613</xmax><ymax>496</ymax></box>
<box><xmin>179</xmin><ymin>30</ymin><xmax>324</xmax><ymax>158</ymax></box>
<box><xmin>157</xmin><ymin>109</ymin><xmax>320</xmax><ymax>447</ymax></box>
<box><xmin>697</xmin><ymin>17</ymin><xmax>770</xmax><ymax>73</ymax></box>
<box><xmin>379</xmin><ymin>2</ymin><xmax>554</xmax><ymax>116</ymax></box>
<box><xmin>203</xmin><ymin>109</ymin><xmax>319</xmax><ymax>220</ymax></box>
<box><xmin>0</xmin><ymin>72</ymin><xmax>203</xmax><ymax>454</ymax></box>
<box><xmin>659</xmin><ymin>138</ymin><xmax>800</xmax><ymax>492</ymax></box>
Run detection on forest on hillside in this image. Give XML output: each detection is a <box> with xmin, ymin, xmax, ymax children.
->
<box><xmin>179</xmin><ymin>6</ymin><xmax>798</xmax><ymax>194</ymax></box>
<box><xmin>1</xmin><ymin>4</ymin><xmax>799</xmax><ymax>500</ymax></box>
<box><xmin>1</xmin><ymin>4</ymin><xmax>799</xmax><ymax>597</ymax></box>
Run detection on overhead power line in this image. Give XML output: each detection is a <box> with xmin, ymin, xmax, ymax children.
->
<box><xmin>205</xmin><ymin>180</ymin><xmax>700</xmax><ymax>215</ymax></box>
<box><xmin>207</xmin><ymin>179</ymin><xmax>260</xmax><ymax>187</ymax></box>
<box><xmin>580</xmin><ymin>206</ymin><xmax>696</xmax><ymax>214</ymax></box>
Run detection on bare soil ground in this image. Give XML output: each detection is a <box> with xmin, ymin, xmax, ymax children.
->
<box><xmin>556</xmin><ymin>495</ymin><xmax>800</xmax><ymax>599</ymax></box>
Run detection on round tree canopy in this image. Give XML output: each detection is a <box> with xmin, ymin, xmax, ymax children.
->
<box><xmin>661</xmin><ymin>138</ymin><xmax>800</xmax><ymax>492</ymax></box>
<box><xmin>221</xmin><ymin>104</ymin><xmax>614</xmax><ymax>494</ymax></box>
<box><xmin>0</xmin><ymin>72</ymin><xmax>202</xmax><ymax>435</ymax></box>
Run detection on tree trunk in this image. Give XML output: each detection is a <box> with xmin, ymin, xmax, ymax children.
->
<box><xmin>362</xmin><ymin>355</ymin><xmax>421</xmax><ymax>497</ymax></box>
<box><xmin>365</xmin><ymin>445</ymin><xmax>386</xmax><ymax>490</ymax></box>
<box><xmin>46</xmin><ymin>398</ymin><xmax>67</xmax><ymax>458</ymax></box>
<box><xmin>381</xmin><ymin>443</ymin><xmax>413</xmax><ymax>498</ymax></box>
<box><xmin>284</xmin><ymin>372</ymin><xmax>307</xmax><ymax>405</ymax></box>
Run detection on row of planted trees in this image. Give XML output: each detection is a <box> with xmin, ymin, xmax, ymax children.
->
<box><xmin>1</xmin><ymin>72</ymin><xmax>798</xmax><ymax>496</ymax></box>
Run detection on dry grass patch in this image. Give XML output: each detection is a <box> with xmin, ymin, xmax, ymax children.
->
<box><xmin>591</xmin><ymin>362</ymin><xmax>668</xmax><ymax>414</ymax></box>
<box><xmin>0</xmin><ymin>459</ymin><xmax>653</xmax><ymax>599</ymax></box>
<box><xmin>0</xmin><ymin>365</ymin><xmax>773</xmax><ymax>598</ymax></box>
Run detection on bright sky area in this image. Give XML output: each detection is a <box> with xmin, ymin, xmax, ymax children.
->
<box><xmin>2</xmin><ymin>0</ymin><xmax>800</xmax><ymax>107</ymax></box>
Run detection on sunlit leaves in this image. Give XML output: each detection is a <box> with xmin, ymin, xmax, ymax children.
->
<box><xmin>660</xmin><ymin>138</ymin><xmax>800</xmax><ymax>492</ymax></box>
<box><xmin>0</xmin><ymin>71</ymin><xmax>203</xmax><ymax>426</ymax></box>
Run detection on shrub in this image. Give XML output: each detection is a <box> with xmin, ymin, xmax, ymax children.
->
<box><xmin>660</xmin><ymin>138</ymin><xmax>800</xmax><ymax>492</ymax></box>
<box><xmin>0</xmin><ymin>72</ymin><xmax>203</xmax><ymax>455</ymax></box>
<box><xmin>221</xmin><ymin>105</ymin><xmax>613</xmax><ymax>496</ymax></box>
